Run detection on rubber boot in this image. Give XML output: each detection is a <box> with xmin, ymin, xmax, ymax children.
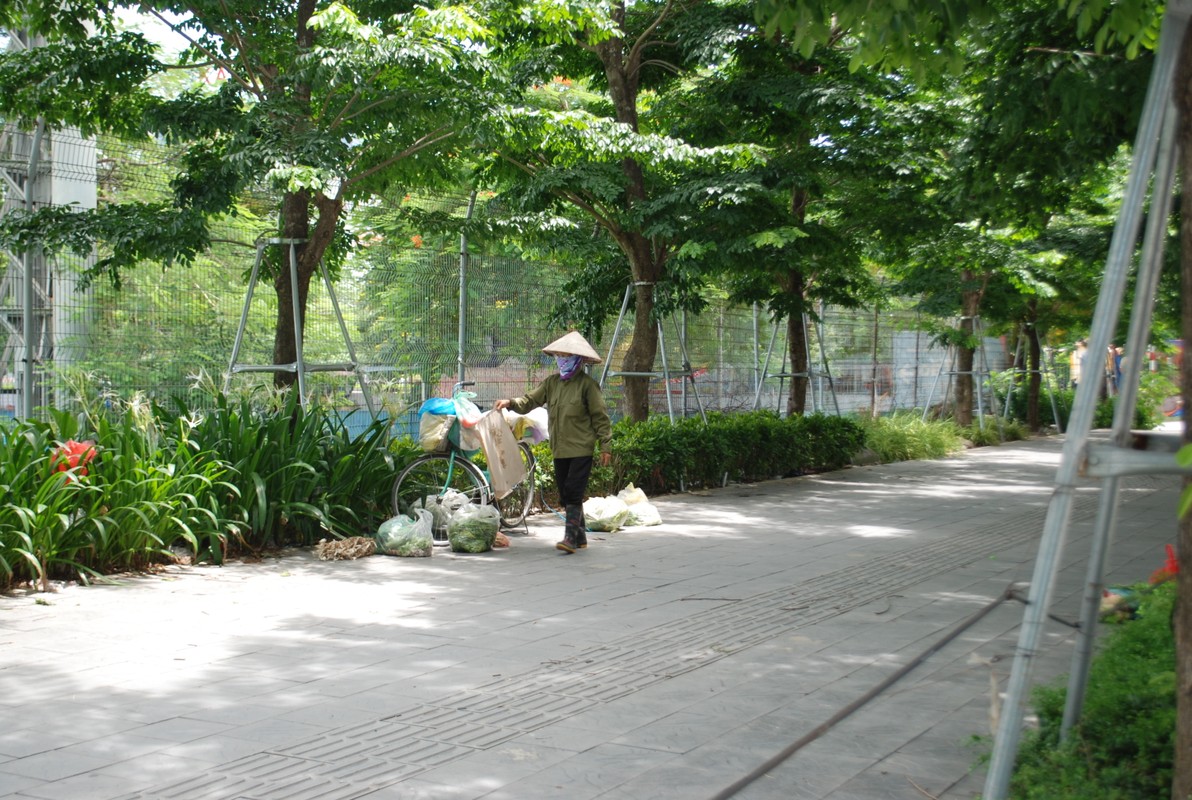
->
<box><xmin>557</xmin><ymin>504</ymin><xmax>582</xmax><ymax>553</ymax></box>
<box><xmin>575</xmin><ymin>507</ymin><xmax>588</xmax><ymax>549</ymax></box>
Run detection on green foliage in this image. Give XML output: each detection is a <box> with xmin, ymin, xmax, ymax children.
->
<box><xmin>0</xmin><ymin>394</ymin><xmax>242</xmax><ymax>590</ymax></box>
<box><xmin>0</xmin><ymin>382</ymin><xmax>398</xmax><ymax>592</ymax></box>
<box><xmin>860</xmin><ymin>412</ymin><xmax>966</xmax><ymax>464</ymax></box>
<box><xmin>0</xmin><ymin>30</ymin><xmax>162</xmax><ymax>136</ymax></box>
<box><xmin>1134</xmin><ymin>370</ymin><xmax>1178</xmax><ymax>430</ymax></box>
<box><xmin>997</xmin><ymin>382</ymin><xmax>1162</xmax><ymax>433</ymax></box>
<box><xmin>1064</xmin><ymin>0</ymin><xmax>1164</xmax><ymax>59</ymax></box>
<box><xmin>0</xmin><ymin>421</ymin><xmax>102</xmax><ymax>591</ymax></box>
<box><xmin>167</xmin><ymin>389</ymin><xmax>395</xmax><ymax>552</ymax></box>
<box><xmin>1011</xmin><ymin>387</ymin><xmax>1069</xmax><ymax>430</ymax></box>
<box><xmin>751</xmin><ymin>0</ymin><xmax>988</xmax><ymax>74</ymax></box>
<box><xmin>1009</xmin><ymin>580</ymin><xmax>1175</xmax><ymax>799</ymax></box>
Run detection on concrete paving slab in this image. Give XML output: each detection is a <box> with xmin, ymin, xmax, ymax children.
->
<box><xmin>0</xmin><ymin>433</ymin><xmax>1179</xmax><ymax>800</ymax></box>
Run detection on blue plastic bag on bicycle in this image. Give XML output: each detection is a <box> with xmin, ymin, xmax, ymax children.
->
<box><xmin>419</xmin><ymin>398</ymin><xmax>456</xmax><ymax>417</ymax></box>
<box><xmin>417</xmin><ymin>398</ymin><xmax>458</xmax><ymax>452</ymax></box>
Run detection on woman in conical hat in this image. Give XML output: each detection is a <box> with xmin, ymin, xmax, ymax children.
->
<box><xmin>495</xmin><ymin>331</ymin><xmax>612</xmax><ymax>555</ymax></box>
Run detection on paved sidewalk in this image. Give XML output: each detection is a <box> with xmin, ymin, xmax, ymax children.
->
<box><xmin>0</xmin><ymin>434</ymin><xmax>1180</xmax><ymax>800</ymax></box>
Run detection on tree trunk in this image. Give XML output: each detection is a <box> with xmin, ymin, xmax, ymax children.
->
<box><xmin>270</xmin><ymin>0</ymin><xmax>339</xmax><ymax>390</ymax></box>
<box><xmin>782</xmin><ymin>269</ymin><xmax>809</xmax><ymax>415</ymax></box>
<box><xmin>952</xmin><ymin>275</ymin><xmax>983</xmax><ymax>427</ymax></box>
<box><xmin>954</xmin><ymin>321</ymin><xmax>975</xmax><ymax>427</ymax></box>
<box><xmin>271</xmin><ymin>189</ymin><xmax>343</xmax><ymax>389</ymax></box>
<box><xmin>621</xmin><ymin>254</ymin><xmax>662</xmax><ymax>422</ymax></box>
<box><xmin>1027</xmin><ymin>305</ymin><xmax>1042</xmax><ymax>432</ymax></box>
<box><xmin>595</xmin><ymin>4</ymin><xmax>669</xmax><ymax>423</ymax></box>
<box><xmin>1171</xmin><ymin>25</ymin><xmax>1192</xmax><ymax>800</ymax></box>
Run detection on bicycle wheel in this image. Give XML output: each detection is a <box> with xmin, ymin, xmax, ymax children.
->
<box><xmin>496</xmin><ymin>442</ymin><xmax>536</xmax><ymax>529</ymax></box>
<box><xmin>392</xmin><ymin>454</ymin><xmax>490</xmax><ymax>543</ymax></box>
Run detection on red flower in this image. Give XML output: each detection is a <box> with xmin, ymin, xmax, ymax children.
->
<box><xmin>53</xmin><ymin>440</ymin><xmax>97</xmax><ymax>478</ymax></box>
<box><xmin>1149</xmin><ymin>543</ymin><xmax>1180</xmax><ymax>584</ymax></box>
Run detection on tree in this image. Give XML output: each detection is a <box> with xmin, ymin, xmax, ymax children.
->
<box><xmin>0</xmin><ymin>0</ymin><xmax>493</xmax><ymax>388</ymax></box>
<box><xmin>655</xmin><ymin>2</ymin><xmax>948</xmax><ymax>415</ymax></box>
<box><xmin>751</xmin><ymin>0</ymin><xmax>993</xmax><ymax>73</ymax></box>
<box><xmin>478</xmin><ymin>0</ymin><xmax>762</xmax><ymax>421</ymax></box>
<box><xmin>884</xmin><ymin>0</ymin><xmax>1151</xmax><ymax>425</ymax></box>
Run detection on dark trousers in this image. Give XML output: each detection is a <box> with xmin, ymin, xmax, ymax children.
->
<box><xmin>554</xmin><ymin>456</ymin><xmax>594</xmax><ymax>507</ymax></box>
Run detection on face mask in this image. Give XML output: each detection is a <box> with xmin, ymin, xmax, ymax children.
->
<box><xmin>556</xmin><ymin>355</ymin><xmax>584</xmax><ymax>380</ymax></box>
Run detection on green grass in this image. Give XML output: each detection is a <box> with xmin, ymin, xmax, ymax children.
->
<box><xmin>859</xmin><ymin>412</ymin><xmax>966</xmax><ymax>463</ymax></box>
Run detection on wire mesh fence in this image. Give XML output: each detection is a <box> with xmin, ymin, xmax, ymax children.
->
<box><xmin>1</xmin><ymin>130</ymin><xmax>1017</xmax><ymax>433</ymax></box>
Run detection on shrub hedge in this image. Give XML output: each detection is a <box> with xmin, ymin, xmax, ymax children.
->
<box><xmin>1008</xmin><ymin>581</ymin><xmax>1176</xmax><ymax>799</ymax></box>
<box><xmin>529</xmin><ymin>410</ymin><xmax>866</xmax><ymax>500</ymax></box>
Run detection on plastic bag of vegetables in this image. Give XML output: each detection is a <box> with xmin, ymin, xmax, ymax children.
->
<box><xmin>626</xmin><ymin>501</ymin><xmax>662</xmax><ymax>527</ymax></box>
<box><xmin>447</xmin><ymin>503</ymin><xmax>501</xmax><ymax>553</ymax></box>
<box><xmin>416</xmin><ymin>488</ymin><xmax>469</xmax><ymax>542</ymax></box>
<box><xmin>583</xmin><ymin>496</ymin><xmax>631</xmax><ymax>532</ymax></box>
<box><xmin>375</xmin><ymin>508</ymin><xmax>434</xmax><ymax>557</ymax></box>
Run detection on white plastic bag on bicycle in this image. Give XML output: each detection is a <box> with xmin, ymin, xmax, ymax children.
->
<box><xmin>475</xmin><ymin>410</ymin><xmax>526</xmax><ymax>500</ymax></box>
<box><xmin>453</xmin><ymin>391</ymin><xmax>484</xmax><ymax>427</ymax></box>
<box><xmin>419</xmin><ymin>413</ymin><xmax>455</xmax><ymax>453</ymax></box>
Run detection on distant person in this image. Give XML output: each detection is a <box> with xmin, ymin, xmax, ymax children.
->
<box><xmin>1070</xmin><ymin>340</ymin><xmax>1086</xmax><ymax>390</ymax></box>
<box><xmin>1106</xmin><ymin>344</ymin><xmax>1118</xmax><ymax>396</ymax></box>
<box><xmin>494</xmin><ymin>331</ymin><xmax>612</xmax><ymax>555</ymax></box>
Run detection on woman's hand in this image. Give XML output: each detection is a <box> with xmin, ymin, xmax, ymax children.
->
<box><xmin>493</xmin><ymin>398</ymin><xmax>510</xmax><ymax>410</ymax></box>
<box><xmin>599</xmin><ymin>451</ymin><xmax>611</xmax><ymax>467</ymax></box>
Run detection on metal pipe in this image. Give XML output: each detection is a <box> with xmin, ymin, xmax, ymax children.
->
<box><xmin>1061</xmin><ymin>89</ymin><xmax>1179</xmax><ymax>737</ymax></box>
<box><xmin>288</xmin><ymin>241</ymin><xmax>308</xmax><ymax>405</ymax></box>
<box><xmin>600</xmin><ymin>284</ymin><xmax>632</xmax><ymax>386</ymax></box>
<box><xmin>751</xmin><ymin>319</ymin><xmax>779</xmax><ymax>410</ymax></box>
<box><xmin>225</xmin><ymin>241</ymin><xmax>266</xmax><ymax>394</ymax></box>
<box><xmin>457</xmin><ymin>190</ymin><xmax>477</xmax><ymax>385</ymax></box>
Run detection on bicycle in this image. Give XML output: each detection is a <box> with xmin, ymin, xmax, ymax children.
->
<box><xmin>391</xmin><ymin>382</ymin><xmax>537</xmax><ymax>543</ymax></box>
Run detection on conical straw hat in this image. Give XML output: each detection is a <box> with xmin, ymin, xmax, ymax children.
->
<box><xmin>542</xmin><ymin>331</ymin><xmax>602</xmax><ymax>363</ymax></box>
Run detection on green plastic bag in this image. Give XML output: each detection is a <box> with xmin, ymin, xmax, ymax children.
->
<box><xmin>376</xmin><ymin>508</ymin><xmax>434</xmax><ymax>557</ymax></box>
<box><xmin>447</xmin><ymin>503</ymin><xmax>500</xmax><ymax>553</ymax></box>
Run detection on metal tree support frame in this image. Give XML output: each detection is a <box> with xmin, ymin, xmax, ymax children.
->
<box><xmin>1001</xmin><ymin>325</ymin><xmax>1065</xmax><ymax>434</ymax></box>
<box><xmin>920</xmin><ymin>315</ymin><xmax>999</xmax><ymax>429</ymax></box>
<box><xmin>224</xmin><ymin>237</ymin><xmax>377</xmax><ymax>416</ymax></box>
<box><xmin>983</xmin><ymin>4</ymin><xmax>1191</xmax><ymax>797</ymax></box>
<box><xmin>751</xmin><ymin>309</ymin><xmax>841</xmax><ymax>416</ymax></box>
<box><xmin>598</xmin><ymin>281</ymin><xmax>707</xmax><ymax>424</ymax></box>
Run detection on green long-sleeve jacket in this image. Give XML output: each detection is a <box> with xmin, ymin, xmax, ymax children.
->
<box><xmin>506</xmin><ymin>372</ymin><xmax>612</xmax><ymax>459</ymax></box>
